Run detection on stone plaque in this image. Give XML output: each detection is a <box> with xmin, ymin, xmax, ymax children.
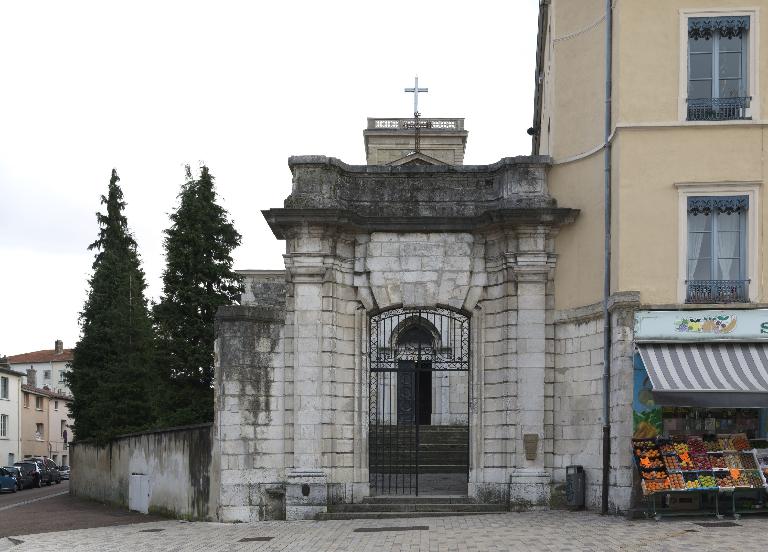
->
<box><xmin>523</xmin><ymin>433</ymin><xmax>539</xmax><ymax>461</ymax></box>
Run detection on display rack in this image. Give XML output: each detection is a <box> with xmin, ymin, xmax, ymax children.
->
<box><xmin>633</xmin><ymin>436</ymin><xmax>768</xmax><ymax>521</ymax></box>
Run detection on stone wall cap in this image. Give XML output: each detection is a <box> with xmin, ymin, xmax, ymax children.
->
<box><xmin>70</xmin><ymin>422</ymin><xmax>213</xmax><ymax>447</ymax></box>
<box><xmin>555</xmin><ymin>292</ymin><xmax>642</xmax><ymax>324</ymax></box>
<box><xmin>237</xmin><ymin>269</ymin><xmax>286</xmax><ymax>279</ymax></box>
<box><xmin>216</xmin><ymin>304</ymin><xmax>285</xmax><ymax>323</ymax></box>
<box><xmin>287</xmin><ymin>155</ymin><xmax>553</xmax><ymax>173</ymax></box>
<box><xmin>607</xmin><ymin>291</ymin><xmax>641</xmax><ymax>312</ymax></box>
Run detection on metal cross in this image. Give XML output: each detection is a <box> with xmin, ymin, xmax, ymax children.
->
<box><xmin>404</xmin><ymin>76</ymin><xmax>428</xmax><ymax>115</ymax></box>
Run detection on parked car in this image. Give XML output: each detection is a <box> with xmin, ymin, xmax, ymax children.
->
<box><xmin>0</xmin><ymin>467</ymin><xmax>18</xmax><ymax>493</ymax></box>
<box><xmin>3</xmin><ymin>466</ymin><xmax>30</xmax><ymax>490</ymax></box>
<box><xmin>8</xmin><ymin>463</ymin><xmax>36</xmax><ymax>489</ymax></box>
<box><xmin>30</xmin><ymin>457</ymin><xmax>61</xmax><ymax>485</ymax></box>
<box><xmin>58</xmin><ymin>465</ymin><xmax>70</xmax><ymax>480</ymax></box>
<box><xmin>14</xmin><ymin>460</ymin><xmax>50</xmax><ymax>488</ymax></box>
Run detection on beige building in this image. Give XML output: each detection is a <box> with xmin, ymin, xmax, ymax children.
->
<box><xmin>534</xmin><ymin>0</ymin><xmax>768</xmax><ymax>511</ymax></box>
<box><xmin>20</xmin><ymin>383</ymin><xmax>73</xmax><ymax>466</ymax></box>
<box><xmin>537</xmin><ymin>0</ymin><xmax>766</xmax><ymax>308</ymax></box>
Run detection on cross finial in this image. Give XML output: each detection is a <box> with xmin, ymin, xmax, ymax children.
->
<box><xmin>404</xmin><ymin>76</ymin><xmax>428</xmax><ymax>115</ymax></box>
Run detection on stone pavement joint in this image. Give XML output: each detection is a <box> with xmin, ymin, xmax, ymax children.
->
<box><xmin>2</xmin><ymin>511</ymin><xmax>766</xmax><ymax>551</ymax></box>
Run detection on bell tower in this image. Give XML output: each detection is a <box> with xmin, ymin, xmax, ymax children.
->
<box><xmin>363</xmin><ymin>77</ymin><xmax>468</xmax><ymax>166</ymax></box>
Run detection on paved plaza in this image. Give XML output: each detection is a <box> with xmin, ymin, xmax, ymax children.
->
<box><xmin>1</xmin><ymin>511</ymin><xmax>766</xmax><ymax>552</ymax></box>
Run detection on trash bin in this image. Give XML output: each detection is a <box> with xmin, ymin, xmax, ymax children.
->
<box><xmin>566</xmin><ymin>465</ymin><xmax>585</xmax><ymax>510</ymax></box>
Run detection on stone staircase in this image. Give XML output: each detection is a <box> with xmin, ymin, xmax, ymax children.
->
<box><xmin>317</xmin><ymin>496</ymin><xmax>508</xmax><ymax>520</ymax></box>
<box><xmin>369</xmin><ymin>425</ymin><xmax>469</xmax><ymax>474</ymax></box>
<box><xmin>317</xmin><ymin>425</ymin><xmax>506</xmax><ymax>520</ymax></box>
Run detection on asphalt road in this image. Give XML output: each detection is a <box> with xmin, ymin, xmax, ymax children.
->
<box><xmin>0</xmin><ymin>480</ymin><xmax>68</xmax><ymax>510</ymax></box>
<box><xmin>0</xmin><ymin>481</ymin><xmax>164</xmax><ymax>538</ymax></box>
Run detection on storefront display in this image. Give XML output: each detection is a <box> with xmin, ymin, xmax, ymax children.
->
<box><xmin>632</xmin><ymin>309</ymin><xmax>768</xmax><ymax>518</ymax></box>
<box><xmin>634</xmin><ymin>435</ymin><xmax>768</xmax><ymax>519</ymax></box>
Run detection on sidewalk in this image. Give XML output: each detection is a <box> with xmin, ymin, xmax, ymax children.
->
<box><xmin>1</xmin><ymin>510</ymin><xmax>765</xmax><ymax>552</ymax></box>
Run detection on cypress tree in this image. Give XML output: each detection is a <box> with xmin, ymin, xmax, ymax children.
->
<box><xmin>67</xmin><ymin>169</ymin><xmax>157</xmax><ymax>441</ymax></box>
<box><xmin>153</xmin><ymin>165</ymin><xmax>242</xmax><ymax>425</ymax></box>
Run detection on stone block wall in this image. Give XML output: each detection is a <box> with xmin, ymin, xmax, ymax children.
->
<box><xmin>215</xmin><ymin>298</ymin><xmax>288</xmax><ymax>522</ymax></box>
<box><xmin>364</xmin><ymin>232</ymin><xmax>475</xmax><ymax>311</ymax></box>
<box><xmin>553</xmin><ymin>309</ymin><xmax>604</xmax><ymax>508</ymax></box>
<box><xmin>551</xmin><ymin>292</ymin><xmax>639</xmax><ymax>512</ymax></box>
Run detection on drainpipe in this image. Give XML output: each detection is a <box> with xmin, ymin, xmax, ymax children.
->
<box><xmin>601</xmin><ymin>0</ymin><xmax>614</xmax><ymax>515</ymax></box>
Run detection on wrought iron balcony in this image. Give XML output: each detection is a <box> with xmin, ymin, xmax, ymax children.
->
<box><xmin>686</xmin><ymin>279</ymin><xmax>750</xmax><ymax>304</ymax></box>
<box><xmin>687</xmin><ymin>97</ymin><xmax>751</xmax><ymax>121</ymax></box>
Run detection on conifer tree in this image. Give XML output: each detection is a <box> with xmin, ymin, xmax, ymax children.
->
<box><xmin>67</xmin><ymin>169</ymin><xmax>157</xmax><ymax>441</ymax></box>
<box><xmin>153</xmin><ymin>165</ymin><xmax>242</xmax><ymax>425</ymax></box>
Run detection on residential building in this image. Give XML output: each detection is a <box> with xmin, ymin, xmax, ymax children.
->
<box><xmin>532</xmin><ymin>0</ymin><xmax>768</xmax><ymax>510</ymax></box>
<box><xmin>20</xmin><ymin>379</ymin><xmax>73</xmax><ymax>465</ymax></box>
<box><xmin>7</xmin><ymin>339</ymin><xmax>73</xmax><ymax>396</ymax></box>
<box><xmin>46</xmin><ymin>391</ymin><xmax>72</xmax><ymax>467</ymax></box>
<box><xmin>0</xmin><ymin>358</ymin><xmax>21</xmax><ymax>466</ymax></box>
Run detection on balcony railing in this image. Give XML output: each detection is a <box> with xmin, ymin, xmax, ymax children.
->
<box><xmin>686</xmin><ymin>280</ymin><xmax>750</xmax><ymax>304</ymax></box>
<box><xmin>367</xmin><ymin>117</ymin><xmax>464</xmax><ymax>131</ymax></box>
<box><xmin>687</xmin><ymin>97</ymin><xmax>751</xmax><ymax>121</ymax></box>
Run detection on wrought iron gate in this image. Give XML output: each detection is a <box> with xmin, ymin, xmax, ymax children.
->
<box><xmin>368</xmin><ymin>307</ymin><xmax>470</xmax><ymax>495</ymax></box>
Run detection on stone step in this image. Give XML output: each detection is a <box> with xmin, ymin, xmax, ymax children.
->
<box><xmin>370</xmin><ymin>452</ymin><xmax>468</xmax><ymax>463</ymax></box>
<box><xmin>369</xmin><ymin>442</ymin><xmax>468</xmax><ymax>449</ymax></box>
<box><xmin>328</xmin><ymin>503</ymin><xmax>502</xmax><ymax>513</ymax></box>
<box><xmin>369</xmin><ymin>465</ymin><xmax>468</xmax><ymax>473</ymax></box>
<box><xmin>316</xmin><ymin>510</ymin><xmax>507</xmax><ymax>520</ymax></box>
<box><xmin>362</xmin><ymin>496</ymin><xmax>475</xmax><ymax>504</ymax></box>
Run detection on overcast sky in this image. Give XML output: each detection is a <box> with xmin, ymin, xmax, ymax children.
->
<box><xmin>0</xmin><ymin>0</ymin><xmax>539</xmax><ymax>355</ymax></box>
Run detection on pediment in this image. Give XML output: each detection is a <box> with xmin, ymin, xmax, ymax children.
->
<box><xmin>388</xmin><ymin>151</ymin><xmax>447</xmax><ymax>166</ymax></box>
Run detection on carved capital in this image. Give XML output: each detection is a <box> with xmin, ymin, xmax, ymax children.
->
<box><xmin>506</xmin><ymin>252</ymin><xmax>557</xmax><ymax>282</ymax></box>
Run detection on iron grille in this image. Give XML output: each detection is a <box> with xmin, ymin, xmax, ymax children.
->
<box><xmin>687</xmin><ymin>97</ymin><xmax>750</xmax><ymax>121</ymax></box>
<box><xmin>368</xmin><ymin>307</ymin><xmax>470</xmax><ymax>496</ymax></box>
<box><xmin>686</xmin><ymin>279</ymin><xmax>750</xmax><ymax>304</ymax></box>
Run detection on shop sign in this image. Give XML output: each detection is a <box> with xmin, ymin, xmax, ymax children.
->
<box><xmin>635</xmin><ymin>309</ymin><xmax>768</xmax><ymax>342</ymax></box>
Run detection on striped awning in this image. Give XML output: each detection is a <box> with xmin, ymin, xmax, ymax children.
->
<box><xmin>637</xmin><ymin>343</ymin><xmax>768</xmax><ymax>407</ymax></box>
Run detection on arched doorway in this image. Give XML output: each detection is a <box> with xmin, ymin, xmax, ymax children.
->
<box><xmin>368</xmin><ymin>307</ymin><xmax>470</xmax><ymax>495</ymax></box>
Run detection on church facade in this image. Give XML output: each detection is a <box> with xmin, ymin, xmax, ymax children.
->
<box><xmin>212</xmin><ymin>116</ymin><xmax>627</xmax><ymax>521</ymax></box>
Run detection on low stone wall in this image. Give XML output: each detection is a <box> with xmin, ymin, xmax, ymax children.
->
<box><xmin>69</xmin><ymin>424</ymin><xmax>218</xmax><ymax>520</ymax></box>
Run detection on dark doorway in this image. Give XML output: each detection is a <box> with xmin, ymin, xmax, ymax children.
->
<box><xmin>396</xmin><ymin>360</ymin><xmax>432</xmax><ymax>426</ymax></box>
<box><xmin>417</xmin><ymin>364</ymin><xmax>431</xmax><ymax>425</ymax></box>
<box><xmin>369</xmin><ymin>307</ymin><xmax>470</xmax><ymax>496</ymax></box>
<box><xmin>396</xmin><ymin>361</ymin><xmax>416</xmax><ymax>425</ymax></box>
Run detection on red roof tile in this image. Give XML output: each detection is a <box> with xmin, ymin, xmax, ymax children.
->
<box><xmin>7</xmin><ymin>349</ymin><xmax>73</xmax><ymax>364</ymax></box>
<box><xmin>21</xmin><ymin>383</ymin><xmax>72</xmax><ymax>401</ymax></box>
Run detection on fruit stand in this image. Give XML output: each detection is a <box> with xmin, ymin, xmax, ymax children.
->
<box><xmin>634</xmin><ymin>435</ymin><xmax>768</xmax><ymax>520</ymax></box>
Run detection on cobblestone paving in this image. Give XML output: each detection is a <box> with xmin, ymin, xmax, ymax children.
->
<box><xmin>3</xmin><ymin>511</ymin><xmax>767</xmax><ymax>552</ymax></box>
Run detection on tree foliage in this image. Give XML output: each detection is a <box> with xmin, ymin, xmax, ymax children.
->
<box><xmin>153</xmin><ymin>165</ymin><xmax>242</xmax><ymax>425</ymax></box>
<box><xmin>67</xmin><ymin>169</ymin><xmax>157</xmax><ymax>441</ymax></box>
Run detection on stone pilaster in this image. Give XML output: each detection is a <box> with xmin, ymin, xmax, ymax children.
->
<box><xmin>508</xmin><ymin>227</ymin><xmax>556</xmax><ymax>508</ymax></box>
<box><xmin>283</xmin><ymin>228</ymin><xmax>330</xmax><ymax>520</ymax></box>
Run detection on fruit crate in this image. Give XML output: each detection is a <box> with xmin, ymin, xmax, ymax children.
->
<box><xmin>695</xmin><ymin>471</ymin><xmax>718</xmax><ymax>490</ymax></box>
<box><xmin>641</xmin><ymin>478</ymin><xmax>670</xmax><ymax>496</ymax></box>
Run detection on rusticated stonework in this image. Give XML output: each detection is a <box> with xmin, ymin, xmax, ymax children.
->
<box><xmin>214</xmin><ymin>154</ymin><xmax>583</xmax><ymax>521</ymax></box>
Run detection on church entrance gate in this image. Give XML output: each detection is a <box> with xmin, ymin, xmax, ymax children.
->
<box><xmin>368</xmin><ymin>307</ymin><xmax>470</xmax><ymax>495</ymax></box>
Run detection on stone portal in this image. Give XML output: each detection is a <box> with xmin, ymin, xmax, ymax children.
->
<box><xmin>213</xmin><ymin>116</ymin><xmax>579</xmax><ymax>521</ymax></box>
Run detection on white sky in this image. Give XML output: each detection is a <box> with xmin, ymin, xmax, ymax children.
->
<box><xmin>0</xmin><ymin>0</ymin><xmax>540</xmax><ymax>355</ymax></box>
